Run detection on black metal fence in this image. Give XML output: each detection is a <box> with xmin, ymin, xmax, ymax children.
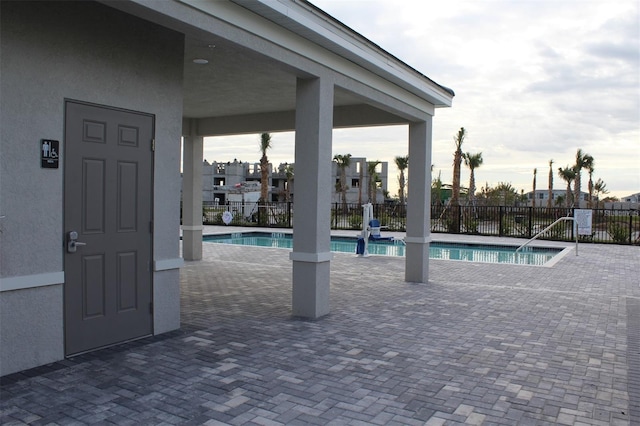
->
<box><xmin>430</xmin><ymin>205</ymin><xmax>640</xmax><ymax>244</ymax></box>
<box><xmin>202</xmin><ymin>201</ymin><xmax>292</xmax><ymax>228</ymax></box>
<box><xmin>201</xmin><ymin>201</ymin><xmax>640</xmax><ymax>245</ymax></box>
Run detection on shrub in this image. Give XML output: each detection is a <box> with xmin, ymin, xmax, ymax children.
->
<box><xmin>608</xmin><ymin>222</ymin><xmax>629</xmax><ymax>243</ymax></box>
<box><xmin>213</xmin><ymin>212</ymin><xmax>223</xmax><ymax>225</ymax></box>
<box><xmin>387</xmin><ymin>219</ymin><xmax>406</xmax><ymax>232</ymax></box>
<box><xmin>274</xmin><ymin>213</ymin><xmax>288</xmax><ymax>227</ymax></box>
<box><xmin>500</xmin><ymin>222</ymin><xmax>511</xmax><ymax>235</ymax></box>
<box><xmin>349</xmin><ymin>215</ymin><xmax>362</xmax><ymax>230</ymax></box>
<box><xmin>465</xmin><ymin>219</ymin><xmax>479</xmax><ymax>234</ymax></box>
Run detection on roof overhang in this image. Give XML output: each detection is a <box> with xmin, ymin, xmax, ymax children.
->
<box><xmin>100</xmin><ymin>0</ymin><xmax>454</xmax><ymax>136</ymax></box>
<box><xmin>232</xmin><ymin>0</ymin><xmax>454</xmax><ymax>106</ymax></box>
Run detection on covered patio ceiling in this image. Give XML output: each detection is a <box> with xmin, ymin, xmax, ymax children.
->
<box><xmin>182</xmin><ymin>34</ymin><xmax>362</xmax><ymax>119</ymax></box>
<box><xmin>181</xmin><ymin>33</ymin><xmax>419</xmax><ymax>135</ymax></box>
<box><xmin>178</xmin><ymin>0</ymin><xmax>453</xmax><ymax>136</ymax></box>
<box><xmin>103</xmin><ymin>0</ymin><xmax>453</xmax><ymax>136</ymax></box>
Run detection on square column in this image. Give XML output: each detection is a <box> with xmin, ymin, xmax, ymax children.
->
<box><xmin>290</xmin><ymin>77</ymin><xmax>334</xmax><ymax>319</ymax></box>
<box><xmin>405</xmin><ymin>118</ymin><xmax>433</xmax><ymax>283</ymax></box>
<box><xmin>182</xmin><ymin>129</ymin><xmax>204</xmax><ymax>261</ymax></box>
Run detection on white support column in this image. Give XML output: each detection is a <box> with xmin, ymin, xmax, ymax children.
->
<box><xmin>290</xmin><ymin>77</ymin><xmax>334</xmax><ymax>319</ymax></box>
<box><xmin>405</xmin><ymin>118</ymin><xmax>433</xmax><ymax>283</ymax></box>
<box><xmin>182</xmin><ymin>125</ymin><xmax>204</xmax><ymax>261</ymax></box>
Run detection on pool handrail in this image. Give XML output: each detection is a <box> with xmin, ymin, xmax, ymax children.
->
<box><xmin>515</xmin><ymin>216</ymin><xmax>577</xmax><ymax>255</ymax></box>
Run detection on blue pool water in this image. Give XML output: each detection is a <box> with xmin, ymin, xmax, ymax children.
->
<box><xmin>203</xmin><ymin>232</ymin><xmax>564</xmax><ymax>266</ymax></box>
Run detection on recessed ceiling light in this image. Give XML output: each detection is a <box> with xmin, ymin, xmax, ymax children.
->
<box><xmin>193</xmin><ymin>58</ymin><xmax>209</xmax><ymax>65</ymax></box>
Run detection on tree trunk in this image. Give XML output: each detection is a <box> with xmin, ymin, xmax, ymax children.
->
<box><xmin>452</xmin><ymin>150</ymin><xmax>462</xmax><ymax>207</ymax></box>
<box><xmin>340</xmin><ymin>167</ymin><xmax>347</xmax><ymax>213</ymax></box>
<box><xmin>573</xmin><ymin>171</ymin><xmax>581</xmax><ymax>208</ymax></box>
<box><xmin>532</xmin><ymin>170</ymin><xmax>537</xmax><ymax>208</ymax></box>
<box><xmin>260</xmin><ymin>155</ymin><xmax>269</xmax><ymax>203</ymax></box>
<box><xmin>547</xmin><ymin>169</ymin><xmax>553</xmax><ymax>208</ymax></box>
<box><xmin>468</xmin><ymin>169</ymin><xmax>475</xmax><ymax>205</ymax></box>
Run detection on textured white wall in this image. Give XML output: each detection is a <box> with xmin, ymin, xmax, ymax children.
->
<box><xmin>0</xmin><ymin>1</ymin><xmax>184</xmax><ymax>375</ymax></box>
<box><xmin>0</xmin><ymin>286</ymin><xmax>64</xmax><ymax>375</ymax></box>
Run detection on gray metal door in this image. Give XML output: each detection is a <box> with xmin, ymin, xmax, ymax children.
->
<box><xmin>64</xmin><ymin>101</ymin><xmax>153</xmax><ymax>355</ymax></box>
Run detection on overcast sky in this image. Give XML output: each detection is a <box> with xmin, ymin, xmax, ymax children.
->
<box><xmin>204</xmin><ymin>0</ymin><xmax>639</xmax><ymax>200</ymax></box>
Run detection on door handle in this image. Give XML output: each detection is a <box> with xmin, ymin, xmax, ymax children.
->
<box><xmin>67</xmin><ymin>231</ymin><xmax>87</xmax><ymax>253</ymax></box>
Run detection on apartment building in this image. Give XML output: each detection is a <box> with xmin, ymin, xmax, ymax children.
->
<box><xmin>200</xmin><ymin>157</ymin><xmax>388</xmax><ymax>204</ymax></box>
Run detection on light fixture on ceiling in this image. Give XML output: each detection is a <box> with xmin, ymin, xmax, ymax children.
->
<box><xmin>193</xmin><ymin>58</ymin><xmax>209</xmax><ymax>65</ymax></box>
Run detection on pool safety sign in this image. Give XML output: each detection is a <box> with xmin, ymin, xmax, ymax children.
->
<box><xmin>575</xmin><ymin>209</ymin><xmax>593</xmax><ymax>236</ymax></box>
<box><xmin>41</xmin><ymin>139</ymin><xmax>59</xmax><ymax>168</ymax></box>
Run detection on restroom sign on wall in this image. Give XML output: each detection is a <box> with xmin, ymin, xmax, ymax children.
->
<box><xmin>41</xmin><ymin>139</ymin><xmax>59</xmax><ymax>169</ymax></box>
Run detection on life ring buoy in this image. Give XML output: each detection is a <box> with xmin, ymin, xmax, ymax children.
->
<box><xmin>222</xmin><ymin>211</ymin><xmax>233</xmax><ymax>225</ymax></box>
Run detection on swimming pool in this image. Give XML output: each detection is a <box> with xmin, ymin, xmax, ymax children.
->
<box><xmin>203</xmin><ymin>232</ymin><xmax>566</xmax><ymax>266</ymax></box>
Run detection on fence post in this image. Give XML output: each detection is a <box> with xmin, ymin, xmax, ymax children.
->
<box><xmin>288</xmin><ymin>202</ymin><xmax>292</xmax><ymax>228</ymax></box>
<box><xmin>630</xmin><ymin>213</ymin><xmax>634</xmax><ymax>244</ymax></box>
<box><xmin>499</xmin><ymin>206</ymin><xmax>504</xmax><ymax>236</ymax></box>
<box><xmin>528</xmin><ymin>206</ymin><xmax>533</xmax><ymax>238</ymax></box>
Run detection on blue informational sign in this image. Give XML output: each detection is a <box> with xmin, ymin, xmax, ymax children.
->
<box><xmin>41</xmin><ymin>139</ymin><xmax>59</xmax><ymax>168</ymax></box>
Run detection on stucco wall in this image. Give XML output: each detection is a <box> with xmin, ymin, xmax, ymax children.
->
<box><xmin>0</xmin><ymin>286</ymin><xmax>64</xmax><ymax>375</ymax></box>
<box><xmin>0</xmin><ymin>1</ymin><xmax>184</xmax><ymax>376</ymax></box>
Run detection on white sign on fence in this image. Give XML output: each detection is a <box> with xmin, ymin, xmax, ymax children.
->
<box><xmin>575</xmin><ymin>209</ymin><xmax>593</xmax><ymax>236</ymax></box>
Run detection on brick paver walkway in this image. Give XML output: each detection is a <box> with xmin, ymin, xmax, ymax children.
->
<box><xmin>2</xmin><ymin>231</ymin><xmax>639</xmax><ymax>425</ymax></box>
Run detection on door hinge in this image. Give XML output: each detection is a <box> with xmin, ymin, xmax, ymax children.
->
<box><xmin>149</xmin><ymin>302</ymin><xmax>154</xmax><ymax>315</ymax></box>
<box><xmin>151</xmin><ymin>139</ymin><xmax>155</xmax><ymax>151</ymax></box>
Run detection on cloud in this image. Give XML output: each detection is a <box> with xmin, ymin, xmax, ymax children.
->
<box><xmin>204</xmin><ymin>1</ymin><xmax>639</xmax><ymax>199</ymax></box>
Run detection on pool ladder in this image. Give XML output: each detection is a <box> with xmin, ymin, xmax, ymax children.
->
<box><xmin>515</xmin><ymin>216</ymin><xmax>578</xmax><ymax>255</ymax></box>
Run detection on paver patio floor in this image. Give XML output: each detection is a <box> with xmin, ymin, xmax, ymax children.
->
<box><xmin>2</xmin><ymin>232</ymin><xmax>639</xmax><ymax>425</ymax></box>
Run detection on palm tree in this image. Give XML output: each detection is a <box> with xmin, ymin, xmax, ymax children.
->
<box><xmin>573</xmin><ymin>149</ymin><xmax>593</xmax><ymax>208</ymax></box>
<box><xmin>547</xmin><ymin>159</ymin><xmax>554</xmax><ymax>208</ymax></box>
<box><xmin>558</xmin><ymin>166</ymin><xmax>576</xmax><ymax>208</ymax></box>
<box><xmin>494</xmin><ymin>182</ymin><xmax>518</xmax><ymax>206</ymax></box>
<box><xmin>367</xmin><ymin>160</ymin><xmax>381</xmax><ymax>204</ymax></box>
<box><xmin>593</xmin><ymin>178</ymin><xmax>608</xmax><ymax>208</ymax></box>
<box><xmin>394</xmin><ymin>155</ymin><xmax>409</xmax><ymax>204</ymax></box>
<box><xmin>284</xmin><ymin>164</ymin><xmax>294</xmax><ymax>202</ymax></box>
<box><xmin>532</xmin><ymin>168</ymin><xmax>537</xmax><ymax>207</ymax></box>
<box><xmin>451</xmin><ymin>127</ymin><xmax>466</xmax><ymax>207</ymax></box>
<box><xmin>462</xmin><ymin>152</ymin><xmax>482</xmax><ymax>206</ymax></box>
<box><xmin>259</xmin><ymin>132</ymin><xmax>272</xmax><ymax>203</ymax></box>
<box><xmin>432</xmin><ymin>171</ymin><xmax>444</xmax><ymax>207</ymax></box>
<box><xmin>333</xmin><ymin>154</ymin><xmax>352</xmax><ymax>212</ymax></box>
<box><xmin>586</xmin><ymin>159</ymin><xmax>595</xmax><ymax>208</ymax></box>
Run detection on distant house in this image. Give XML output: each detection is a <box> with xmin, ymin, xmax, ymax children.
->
<box><xmin>524</xmin><ymin>189</ymin><xmax>589</xmax><ymax>207</ymax></box>
<box><xmin>621</xmin><ymin>192</ymin><xmax>640</xmax><ymax>203</ymax></box>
